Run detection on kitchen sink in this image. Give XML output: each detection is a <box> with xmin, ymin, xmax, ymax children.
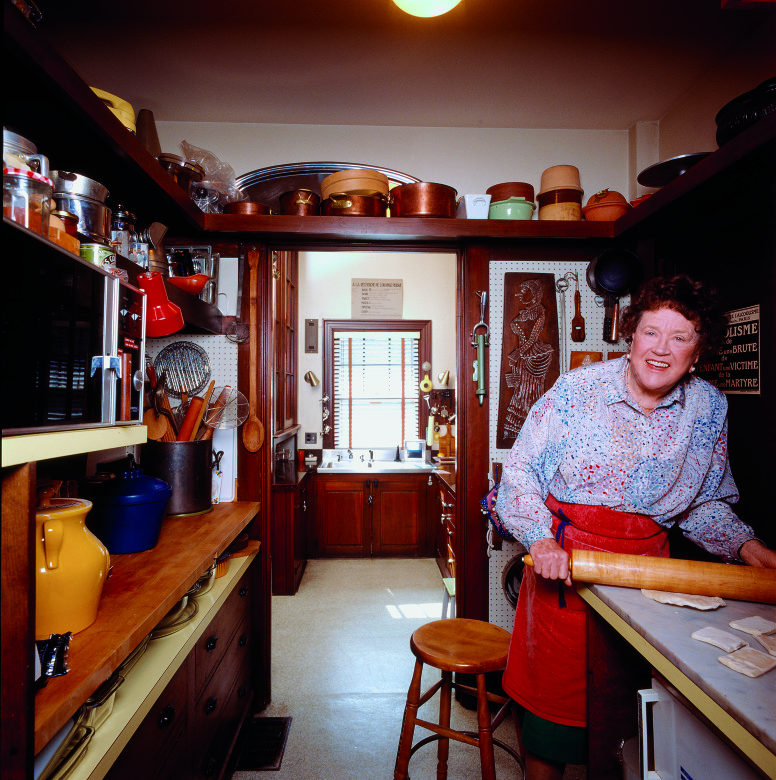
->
<box><xmin>320</xmin><ymin>460</ymin><xmax>434</xmax><ymax>473</ymax></box>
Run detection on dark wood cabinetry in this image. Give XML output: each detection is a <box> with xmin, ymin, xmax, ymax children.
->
<box><xmin>273</xmin><ymin>251</ymin><xmax>298</xmax><ymax>436</ymax></box>
<box><xmin>435</xmin><ymin>476</ymin><xmax>457</xmax><ymax>578</ymax></box>
<box><xmin>104</xmin><ymin>566</ymin><xmax>254</xmax><ymax>780</ymax></box>
<box><xmin>314</xmin><ymin>472</ymin><xmax>431</xmax><ymax>558</ymax></box>
<box><xmin>271</xmin><ymin>471</ymin><xmax>311</xmax><ymax>595</ymax></box>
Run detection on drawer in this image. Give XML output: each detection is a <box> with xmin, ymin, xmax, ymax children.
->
<box><xmin>194</xmin><ymin>655</ymin><xmax>252</xmax><ymax>779</ymax></box>
<box><xmin>445</xmin><ymin>520</ymin><xmax>456</xmax><ymax>556</ymax></box>
<box><xmin>447</xmin><ymin>542</ymin><xmax>456</xmax><ymax>578</ymax></box>
<box><xmin>193</xmin><ymin>611</ymin><xmax>252</xmax><ymax>764</ymax></box>
<box><xmin>104</xmin><ymin>654</ymin><xmax>190</xmax><ymax>780</ymax></box>
<box><xmin>195</xmin><ymin>570</ymin><xmax>251</xmax><ymax>698</ymax></box>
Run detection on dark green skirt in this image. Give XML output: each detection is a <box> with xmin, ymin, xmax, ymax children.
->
<box><xmin>514</xmin><ymin>704</ymin><xmax>587</xmax><ymax>765</ymax></box>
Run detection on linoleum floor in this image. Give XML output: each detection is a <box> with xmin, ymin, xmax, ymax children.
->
<box><xmin>232</xmin><ymin>558</ymin><xmax>584</xmax><ymax>780</ymax></box>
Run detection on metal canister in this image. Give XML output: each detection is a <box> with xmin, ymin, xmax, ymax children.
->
<box><xmin>110</xmin><ymin>204</ymin><xmax>137</xmax><ymax>259</ymax></box>
<box><xmin>80</xmin><ymin>243</ymin><xmax>117</xmax><ymax>270</ymax></box>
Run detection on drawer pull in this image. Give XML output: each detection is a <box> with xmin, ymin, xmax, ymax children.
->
<box><xmin>239</xmin><ymin>632</ymin><xmax>248</xmax><ymax>647</ymax></box>
<box><xmin>205</xmin><ymin>634</ymin><xmax>219</xmax><ymax>652</ymax></box>
<box><xmin>239</xmin><ymin>585</ymin><xmax>249</xmax><ymax>597</ymax></box>
<box><xmin>157</xmin><ymin>704</ymin><xmax>176</xmax><ymax>729</ymax></box>
<box><xmin>238</xmin><ymin>684</ymin><xmax>249</xmax><ymax>699</ymax></box>
<box><xmin>205</xmin><ymin>696</ymin><xmax>218</xmax><ymax>715</ymax></box>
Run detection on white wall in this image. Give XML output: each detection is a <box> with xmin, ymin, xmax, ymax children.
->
<box><xmin>297</xmin><ymin>251</ymin><xmax>456</xmax><ymax>449</ymax></box>
<box><xmin>155</xmin><ymin>123</ymin><xmax>630</xmax><ymax>202</ymax></box>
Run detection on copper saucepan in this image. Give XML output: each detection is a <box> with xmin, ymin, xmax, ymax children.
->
<box><xmin>320</xmin><ymin>194</ymin><xmax>388</xmax><ymax>217</ymax></box>
<box><xmin>389</xmin><ymin>182</ymin><xmax>458</xmax><ymax>218</ymax></box>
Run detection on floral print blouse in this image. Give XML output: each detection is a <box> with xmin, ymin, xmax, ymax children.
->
<box><xmin>496</xmin><ymin>357</ymin><xmax>756</xmax><ymax>560</ymax></box>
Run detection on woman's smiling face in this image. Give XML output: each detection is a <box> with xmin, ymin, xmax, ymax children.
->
<box><xmin>628</xmin><ymin>306</ymin><xmax>701</xmax><ymax>406</ymax></box>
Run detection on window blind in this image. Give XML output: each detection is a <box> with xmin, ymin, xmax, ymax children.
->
<box><xmin>332</xmin><ymin>331</ymin><xmax>420</xmax><ymax>448</ymax></box>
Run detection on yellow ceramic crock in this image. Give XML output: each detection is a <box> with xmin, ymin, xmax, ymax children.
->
<box><xmin>35</xmin><ymin>493</ymin><xmax>110</xmax><ymax>640</ymax></box>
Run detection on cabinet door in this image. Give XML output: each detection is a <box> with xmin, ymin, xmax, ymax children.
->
<box><xmin>315</xmin><ymin>477</ymin><xmax>369</xmax><ymax>557</ymax></box>
<box><xmin>372</xmin><ymin>476</ymin><xmax>426</xmax><ymax>557</ymax></box>
<box><xmin>103</xmin><ymin>654</ymin><xmax>190</xmax><ymax>780</ymax></box>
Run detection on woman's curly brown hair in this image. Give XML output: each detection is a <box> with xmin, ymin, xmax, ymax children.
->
<box><xmin>619</xmin><ymin>275</ymin><xmax>727</xmax><ymax>357</ymax></box>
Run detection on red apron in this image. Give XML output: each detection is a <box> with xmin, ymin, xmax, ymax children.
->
<box><xmin>502</xmin><ymin>495</ymin><xmax>669</xmax><ymax>727</ymax></box>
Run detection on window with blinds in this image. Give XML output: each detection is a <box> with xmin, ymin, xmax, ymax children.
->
<box><xmin>332</xmin><ymin>330</ymin><xmax>420</xmax><ymax>448</ymax></box>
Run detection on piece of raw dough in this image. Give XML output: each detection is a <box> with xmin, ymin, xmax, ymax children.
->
<box><xmin>729</xmin><ymin>616</ymin><xmax>776</xmax><ymax>636</ymax></box>
<box><xmin>755</xmin><ymin>633</ymin><xmax>776</xmax><ymax>657</ymax></box>
<box><xmin>718</xmin><ymin>646</ymin><xmax>776</xmax><ymax>678</ymax></box>
<box><xmin>641</xmin><ymin>589</ymin><xmax>726</xmax><ymax>610</ymax></box>
<box><xmin>691</xmin><ymin>626</ymin><xmax>748</xmax><ymax>653</ymax></box>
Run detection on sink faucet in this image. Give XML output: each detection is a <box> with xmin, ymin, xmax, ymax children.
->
<box><xmin>348</xmin><ymin>449</ymin><xmax>353</xmax><ymax>460</ymax></box>
<box><xmin>369</xmin><ymin>450</ymin><xmax>374</xmax><ymax>462</ymax></box>
<box><xmin>337</xmin><ymin>452</ymin><xmax>343</xmax><ymax>461</ymax></box>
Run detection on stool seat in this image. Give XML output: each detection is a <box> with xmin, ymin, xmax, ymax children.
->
<box><xmin>410</xmin><ymin>618</ymin><xmax>510</xmax><ymax>674</ymax></box>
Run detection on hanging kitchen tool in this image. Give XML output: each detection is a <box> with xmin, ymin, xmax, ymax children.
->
<box><xmin>242</xmin><ymin>250</ymin><xmax>265</xmax><ymax>452</ymax></box>
<box><xmin>471</xmin><ymin>291</ymin><xmax>489</xmax><ymax>406</ymax></box>
<box><xmin>153</xmin><ymin>341</ymin><xmax>212</xmax><ymax>399</ymax></box>
<box><xmin>571</xmin><ymin>275</ymin><xmax>585</xmax><ymax>342</ymax></box>
<box><xmin>586</xmin><ymin>250</ymin><xmax>641</xmax><ymax>343</ymax></box>
<box><xmin>554</xmin><ymin>272</ymin><xmax>578</xmax><ymax>371</ymax></box>
<box><xmin>419</xmin><ymin>362</ymin><xmax>433</xmax><ymax>392</ymax></box>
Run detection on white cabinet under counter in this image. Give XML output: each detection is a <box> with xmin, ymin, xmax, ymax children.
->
<box><xmin>580</xmin><ymin>583</ymin><xmax>775</xmax><ymax>779</ymax></box>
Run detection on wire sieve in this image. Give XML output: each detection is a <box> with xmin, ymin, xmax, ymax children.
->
<box><xmin>152</xmin><ymin>341</ymin><xmax>211</xmax><ymax>399</ymax></box>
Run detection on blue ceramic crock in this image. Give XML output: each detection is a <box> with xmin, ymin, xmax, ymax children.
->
<box><xmin>85</xmin><ymin>468</ymin><xmax>172</xmax><ymax>554</ymax></box>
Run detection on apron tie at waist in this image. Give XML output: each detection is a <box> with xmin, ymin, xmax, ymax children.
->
<box><xmin>554</xmin><ymin>510</ymin><xmax>572</xmax><ymax>608</ymax></box>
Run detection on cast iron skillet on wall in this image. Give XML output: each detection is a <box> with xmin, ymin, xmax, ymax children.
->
<box><xmin>587</xmin><ymin>249</ymin><xmax>642</xmax><ymax>343</ymax></box>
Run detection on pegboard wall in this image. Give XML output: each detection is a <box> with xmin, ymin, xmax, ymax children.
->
<box><xmin>486</xmin><ymin>259</ymin><xmax>630</xmax><ymax>631</ymax></box>
<box><xmin>88</xmin><ymin>333</ymin><xmax>239</xmax><ymax>476</ymax></box>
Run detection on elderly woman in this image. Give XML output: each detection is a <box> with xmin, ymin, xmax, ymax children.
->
<box><xmin>495</xmin><ymin>274</ymin><xmax>776</xmax><ymax>780</ymax></box>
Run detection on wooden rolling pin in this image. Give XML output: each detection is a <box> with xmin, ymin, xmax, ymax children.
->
<box><xmin>523</xmin><ymin>550</ymin><xmax>776</xmax><ymax>604</ymax></box>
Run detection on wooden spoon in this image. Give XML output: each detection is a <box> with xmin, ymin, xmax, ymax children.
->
<box><xmin>242</xmin><ymin>250</ymin><xmax>265</xmax><ymax>453</ymax></box>
<box><xmin>571</xmin><ymin>285</ymin><xmax>585</xmax><ymax>342</ymax></box>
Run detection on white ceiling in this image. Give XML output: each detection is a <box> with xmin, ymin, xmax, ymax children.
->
<box><xmin>39</xmin><ymin>0</ymin><xmax>772</xmax><ymax>130</ymax></box>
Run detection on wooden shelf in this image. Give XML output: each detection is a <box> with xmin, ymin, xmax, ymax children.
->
<box><xmin>203</xmin><ymin>213</ymin><xmax>616</xmax><ymax>243</ymax></box>
<box><xmin>34</xmin><ymin>501</ymin><xmax>260</xmax><ymax>754</ymax></box>
<box><xmin>4</xmin><ymin>3</ymin><xmax>204</xmax><ymax>236</ymax></box>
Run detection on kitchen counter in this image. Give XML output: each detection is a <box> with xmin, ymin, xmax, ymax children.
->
<box><xmin>433</xmin><ymin>463</ymin><xmax>456</xmax><ymax>493</ymax></box>
<box><xmin>273</xmin><ymin>466</ymin><xmax>310</xmax><ymax>487</ymax></box>
<box><xmin>580</xmin><ymin>583</ymin><xmax>776</xmax><ymax>777</ymax></box>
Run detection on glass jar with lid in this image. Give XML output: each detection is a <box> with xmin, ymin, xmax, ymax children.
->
<box><xmin>3</xmin><ymin>167</ymin><xmax>54</xmax><ymax>236</ymax></box>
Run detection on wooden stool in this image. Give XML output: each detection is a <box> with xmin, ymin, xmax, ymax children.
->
<box><xmin>441</xmin><ymin>577</ymin><xmax>456</xmax><ymax>619</ymax></box>
<box><xmin>393</xmin><ymin>618</ymin><xmax>524</xmax><ymax>780</ymax></box>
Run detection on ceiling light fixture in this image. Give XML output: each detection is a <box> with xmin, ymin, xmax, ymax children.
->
<box><xmin>392</xmin><ymin>0</ymin><xmax>463</xmax><ymax>18</ymax></box>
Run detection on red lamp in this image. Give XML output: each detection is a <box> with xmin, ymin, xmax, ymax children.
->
<box><xmin>138</xmin><ymin>272</ymin><xmax>185</xmax><ymax>337</ymax></box>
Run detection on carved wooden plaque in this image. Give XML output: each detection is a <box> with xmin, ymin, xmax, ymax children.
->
<box><xmin>497</xmin><ymin>273</ymin><xmax>560</xmax><ymax>449</ymax></box>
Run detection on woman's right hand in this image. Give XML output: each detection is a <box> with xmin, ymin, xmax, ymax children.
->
<box><xmin>529</xmin><ymin>538</ymin><xmax>572</xmax><ymax>586</ymax></box>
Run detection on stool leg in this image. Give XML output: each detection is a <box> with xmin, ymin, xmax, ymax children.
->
<box><xmin>394</xmin><ymin>659</ymin><xmax>424</xmax><ymax>780</ymax></box>
<box><xmin>442</xmin><ymin>588</ymin><xmax>450</xmax><ymax>619</ymax></box>
<box><xmin>436</xmin><ymin>670</ymin><xmax>453</xmax><ymax>780</ymax></box>
<box><xmin>476</xmin><ymin>673</ymin><xmax>497</xmax><ymax>780</ymax></box>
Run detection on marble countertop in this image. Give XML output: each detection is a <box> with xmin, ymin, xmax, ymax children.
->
<box><xmin>583</xmin><ymin>584</ymin><xmax>776</xmax><ymax>755</ymax></box>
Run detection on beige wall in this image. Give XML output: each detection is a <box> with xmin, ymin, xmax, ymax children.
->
<box><xmin>297</xmin><ymin>251</ymin><xmax>456</xmax><ymax>449</ymax></box>
<box><xmin>156</xmin><ymin>123</ymin><xmax>629</xmax><ymax>201</ymax></box>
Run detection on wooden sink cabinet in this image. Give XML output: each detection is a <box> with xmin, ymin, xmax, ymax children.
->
<box><xmin>313</xmin><ymin>471</ymin><xmax>433</xmax><ymax>558</ymax></box>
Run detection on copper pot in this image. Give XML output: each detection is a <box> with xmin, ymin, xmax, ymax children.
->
<box><xmin>320</xmin><ymin>194</ymin><xmax>387</xmax><ymax>217</ymax></box>
<box><xmin>279</xmin><ymin>189</ymin><xmax>320</xmax><ymax>216</ymax></box>
<box><xmin>389</xmin><ymin>182</ymin><xmax>457</xmax><ymax>218</ymax></box>
<box><xmin>223</xmin><ymin>200</ymin><xmax>273</xmax><ymax>215</ymax></box>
